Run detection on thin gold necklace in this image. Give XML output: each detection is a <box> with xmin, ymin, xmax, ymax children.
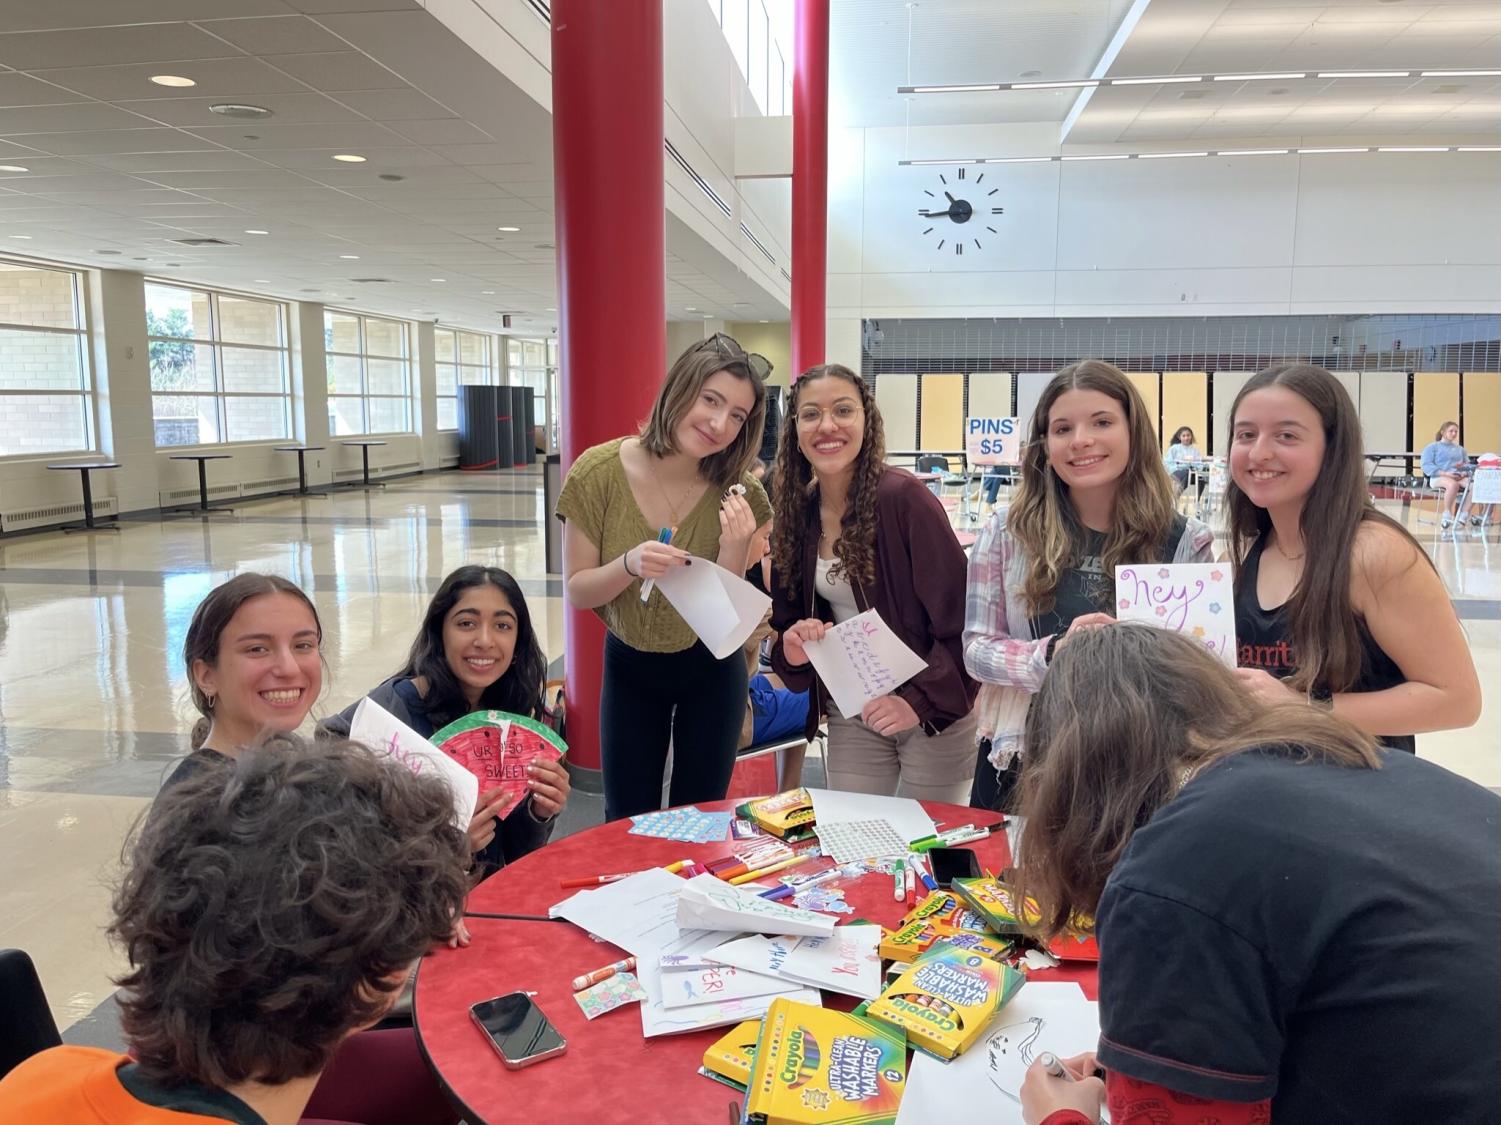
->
<box><xmin>1271</xmin><ymin>534</ymin><xmax>1305</xmax><ymax>563</ymax></box>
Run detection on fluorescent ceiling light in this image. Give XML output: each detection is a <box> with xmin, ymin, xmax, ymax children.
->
<box><xmin>1062</xmin><ymin>153</ymin><xmax>1129</xmax><ymax>161</ymax></box>
<box><xmin>332</xmin><ymin>154</ymin><xmax>366</xmax><ymax>163</ymax></box>
<box><xmin>983</xmin><ymin>156</ymin><xmax>1054</xmax><ymax>163</ymax></box>
<box><xmin>1138</xmin><ymin>151</ymin><xmax>1208</xmax><ymax>159</ymax></box>
<box><xmin>907</xmin><ymin>158</ymin><xmax>978</xmax><ymax>165</ymax></box>
<box><xmin>1218</xmin><ymin>149</ymin><xmax>1289</xmax><ymax>156</ymax></box>
<box><xmin>339</xmin><ymin>254</ymin><xmax>360</xmax><ymax>259</ymax></box>
<box><xmin>1377</xmin><ymin>146</ymin><xmax>1449</xmax><ymax>152</ymax></box>
<box><xmin>1317</xmin><ymin>71</ymin><xmax>1410</xmax><ymax>79</ymax></box>
<box><xmin>496</xmin><ymin>226</ymin><xmax>520</xmax><ymax>232</ymax></box>
<box><xmin>9</xmin><ymin>234</ymin><xmax>32</xmax><ymax>239</ymax></box>
<box><xmin>910</xmin><ymin>84</ymin><xmax>1001</xmax><ymax>93</ymax></box>
<box><xmin>0</xmin><ymin>164</ymin><xmax>28</xmax><ymax>172</ymax></box>
<box><xmin>150</xmin><ymin>75</ymin><xmax>196</xmax><ymax>88</ymax></box>
<box><xmin>1012</xmin><ymin>80</ymin><xmax>1098</xmax><ymax>90</ymax></box>
<box><xmin>1214</xmin><ymin>73</ymin><xmax>1305</xmax><ymax>82</ymax></box>
<box><xmin>430</xmin><ymin>278</ymin><xmax>446</xmax><ymax>282</ymax></box>
<box><xmin>1110</xmin><ymin>75</ymin><xmax>1202</xmax><ymax>86</ymax></box>
<box><xmin>1421</xmin><ymin>70</ymin><xmax>1501</xmax><ymax>77</ymax></box>
<box><xmin>244</xmin><ymin>229</ymin><xmax>269</xmax><ymax>235</ymax></box>
<box><xmin>1297</xmin><ymin>147</ymin><xmax>1370</xmax><ymax>154</ymax></box>
<box><xmin>1457</xmin><ymin>146</ymin><xmax>1501</xmax><ymax>152</ymax></box>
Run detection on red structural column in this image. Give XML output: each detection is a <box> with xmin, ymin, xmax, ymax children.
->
<box><xmin>791</xmin><ymin>0</ymin><xmax>830</xmax><ymax>380</ymax></box>
<box><xmin>552</xmin><ymin>0</ymin><xmax>665</xmax><ymax>774</ymax></box>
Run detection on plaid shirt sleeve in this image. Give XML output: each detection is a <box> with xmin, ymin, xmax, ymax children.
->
<box><xmin>963</xmin><ymin>513</ymin><xmax>1049</xmax><ymax>692</ymax></box>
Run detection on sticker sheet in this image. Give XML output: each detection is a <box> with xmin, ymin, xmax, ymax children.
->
<box><xmin>572</xmin><ymin>971</ymin><xmax>647</xmax><ymax>1020</ymax></box>
<box><xmin>629</xmin><ymin>806</ymin><xmax>735</xmax><ymax>843</ymax></box>
<box><xmin>814</xmin><ymin>817</ymin><xmax>909</xmax><ymax>863</ymax></box>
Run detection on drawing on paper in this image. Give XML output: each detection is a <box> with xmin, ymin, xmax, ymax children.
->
<box><xmin>986</xmin><ymin>1016</ymin><xmax>1044</xmax><ymax>1070</ymax></box>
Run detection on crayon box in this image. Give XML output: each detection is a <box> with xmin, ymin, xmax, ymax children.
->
<box><xmin>863</xmin><ymin>941</ymin><xmax>1025</xmax><ymax>1060</ymax></box>
<box><xmin>744</xmin><ymin>997</ymin><xmax>906</xmax><ymax>1125</ymax></box>
<box><xmin>741</xmin><ymin>788</ymin><xmax>817</xmax><ymax>838</ymax></box>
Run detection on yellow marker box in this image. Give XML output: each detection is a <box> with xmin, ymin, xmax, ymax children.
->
<box><xmin>703</xmin><ymin>1018</ymin><xmax>763</xmax><ymax>1088</ymax></box>
<box><xmin>865</xmin><ymin>941</ymin><xmax>1025</xmax><ymax>1060</ymax></box>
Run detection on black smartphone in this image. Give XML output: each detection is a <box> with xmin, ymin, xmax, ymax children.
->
<box><xmin>470</xmin><ymin>992</ymin><xmax>567</xmax><ymax>1070</ymax></box>
<box><xmin>926</xmin><ymin>846</ymin><xmax>982</xmax><ymax>888</ymax></box>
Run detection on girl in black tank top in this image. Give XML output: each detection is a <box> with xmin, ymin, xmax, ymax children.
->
<box><xmin>1235</xmin><ymin>533</ymin><xmax>1415</xmax><ymax>753</ymax></box>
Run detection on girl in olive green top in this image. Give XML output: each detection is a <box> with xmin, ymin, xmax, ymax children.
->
<box><xmin>557</xmin><ymin>334</ymin><xmax>773</xmax><ymax>820</ymax></box>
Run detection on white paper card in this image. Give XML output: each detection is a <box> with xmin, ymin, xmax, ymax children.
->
<box><xmin>348</xmin><ymin>696</ymin><xmax>478</xmax><ymax>829</ymax></box>
<box><xmin>807</xmin><ymin>788</ymin><xmax>936</xmax><ymax>845</ymax></box>
<box><xmin>675</xmin><ymin>873</ymin><xmax>836</xmax><ymax>939</ymax></box>
<box><xmin>966</xmin><ymin>416</ymin><xmax>1022</xmax><ymax>466</ymax></box>
<box><xmin>897</xmin><ymin>983</ymin><xmax>1102</xmax><ymax>1125</ymax></box>
<box><xmin>638</xmin><ymin>929</ymin><xmax>816</xmax><ymax>1037</ymax></box>
<box><xmin>551</xmin><ymin>868</ymin><xmax>690</xmax><ymax>959</ymax></box>
<box><xmin>710</xmin><ymin>924</ymin><xmax>883</xmax><ymax>1000</ymax></box>
<box><xmin>659</xmin><ymin>959</ymin><xmax>794</xmax><ymax>1008</ymax></box>
<box><xmin>1470</xmin><ymin>467</ymin><xmax>1501</xmax><ymax>504</ymax></box>
<box><xmin>654</xmin><ymin>559</ymin><xmax>772</xmax><ymax>660</ymax></box>
<box><xmin>803</xmin><ymin>609</ymin><xmax>928</xmax><ymax>718</ymax></box>
<box><xmin>1114</xmin><ymin>562</ymin><xmax>1236</xmax><ymax>668</ymax></box>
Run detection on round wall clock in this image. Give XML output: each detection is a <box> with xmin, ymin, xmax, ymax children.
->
<box><xmin>917</xmin><ymin>166</ymin><xmax>1003</xmax><ymax>255</ymax></box>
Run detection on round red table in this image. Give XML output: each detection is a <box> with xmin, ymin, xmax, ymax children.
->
<box><xmin>412</xmin><ymin>798</ymin><xmax>1097</xmax><ymax>1124</ymax></box>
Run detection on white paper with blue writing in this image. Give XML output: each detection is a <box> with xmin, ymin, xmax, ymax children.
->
<box><xmin>1114</xmin><ymin>562</ymin><xmax>1237</xmax><ymax>668</ymax></box>
<box><xmin>708</xmin><ymin>924</ymin><xmax>883</xmax><ymax>1000</ymax></box>
<box><xmin>349</xmin><ymin>696</ymin><xmax>478</xmax><ymax>829</ymax></box>
<box><xmin>802</xmin><ymin>608</ymin><xmax>929</xmax><ymax>719</ymax></box>
<box><xmin>639</xmin><ymin>928</ymin><xmax>818</xmax><ymax>1036</ymax></box>
<box><xmin>675</xmin><ymin>873</ymin><xmax>836</xmax><ymax>938</ymax></box>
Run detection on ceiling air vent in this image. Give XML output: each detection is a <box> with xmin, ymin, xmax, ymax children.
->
<box><xmin>1177</xmin><ymin>89</ymin><xmax>1210</xmax><ymax>100</ymax></box>
<box><xmin>350</xmin><ymin>278</ymin><xmax>393</xmax><ymax>284</ymax></box>
<box><xmin>168</xmin><ymin>237</ymin><xmax>236</xmax><ymax>247</ymax></box>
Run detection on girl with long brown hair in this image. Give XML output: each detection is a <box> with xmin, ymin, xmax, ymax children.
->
<box><xmin>1226</xmin><ymin>364</ymin><xmax>1479</xmax><ymax>750</ymax></box>
<box><xmin>769</xmin><ymin>364</ymin><xmax>977</xmax><ymax>801</ymax></box>
<box><xmin>1011</xmin><ymin>626</ymin><xmax>1500</xmax><ymax>1125</ymax></box>
<box><xmin>962</xmin><ymin>361</ymin><xmax>1212</xmax><ymax>812</ymax></box>
<box><xmin>557</xmin><ymin>334</ymin><xmax>772</xmax><ymax>820</ymax></box>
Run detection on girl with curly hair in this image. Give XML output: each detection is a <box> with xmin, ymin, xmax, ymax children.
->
<box><xmin>962</xmin><ymin>361</ymin><xmax>1213</xmax><ymax>812</ymax></box>
<box><xmin>770</xmin><ymin>364</ymin><xmax>977</xmax><ymax>802</ymax></box>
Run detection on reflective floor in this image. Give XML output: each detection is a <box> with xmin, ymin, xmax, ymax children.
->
<box><xmin>1</xmin><ymin>468</ymin><xmax>1496</xmax><ymax>1033</ymax></box>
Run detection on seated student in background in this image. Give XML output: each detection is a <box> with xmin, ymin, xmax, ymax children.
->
<box><xmin>963</xmin><ymin>362</ymin><xmax>1213</xmax><ymax>813</ymax></box>
<box><xmin>1227</xmin><ymin>365</ymin><xmax>1480</xmax><ymax>749</ymax></box>
<box><xmin>739</xmin><ymin>521</ymin><xmax>810</xmax><ymax>766</ymax></box>
<box><xmin>323</xmin><ymin>565</ymin><xmax>570</xmax><ymax>875</ymax></box>
<box><xmin>1162</xmin><ymin>423</ymin><xmax>1204</xmax><ymax>497</ymax></box>
<box><xmin>1013</xmin><ymin>626</ymin><xmax>1501</xmax><ymax>1125</ymax></box>
<box><xmin>1421</xmin><ymin>420</ymin><xmax>1474</xmax><ymax>528</ymax></box>
<box><xmin>0</xmin><ymin>737</ymin><xmax>468</xmax><ymax>1125</ymax></box>
<box><xmin>556</xmin><ymin>333</ymin><xmax>772</xmax><ymax>820</ymax></box>
<box><xmin>771</xmin><ymin>364</ymin><xmax>978</xmax><ymax>803</ymax></box>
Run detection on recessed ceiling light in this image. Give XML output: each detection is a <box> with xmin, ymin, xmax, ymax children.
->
<box><xmin>685</xmin><ymin>306</ymin><xmax>697</xmax><ymax>311</ymax></box>
<box><xmin>430</xmin><ymin>278</ymin><xmax>446</xmax><ymax>282</ymax></box>
<box><xmin>209</xmin><ymin>103</ymin><xmax>272</xmax><ymax>119</ymax></box>
<box><xmin>244</xmin><ymin>229</ymin><xmax>269</xmax><ymax>235</ymax></box>
<box><xmin>254</xmin><ymin>279</ymin><xmax>270</xmax><ymax>284</ymax></box>
<box><xmin>332</xmin><ymin>154</ymin><xmax>367</xmax><ymax>163</ymax></box>
<box><xmin>151</xmin><ymin>75</ymin><xmax>196</xmax><ymax>88</ymax></box>
<box><xmin>0</xmin><ymin>164</ymin><xmax>28</xmax><ymax>173</ymax></box>
<box><xmin>759</xmin><ymin>319</ymin><xmax>769</xmax><ymax>323</ymax></box>
<box><xmin>10</xmin><ymin>234</ymin><xmax>32</xmax><ymax>239</ymax></box>
<box><xmin>481</xmin><ymin>290</ymin><xmax>495</xmax><ymax>294</ymax></box>
<box><xmin>497</xmin><ymin>226</ymin><xmax>520</xmax><ymax>232</ymax></box>
<box><xmin>545</xmin><ymin>306</ymin><xmax>556</xmax><ymax>311</ymax></box>
<box><xmin>339</xmin><ymin>254</ymin><xmax>360</xmax><ymax>259</ymax></box>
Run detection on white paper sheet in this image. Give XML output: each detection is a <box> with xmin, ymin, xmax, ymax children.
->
<box><xmin>348</xmin><ymin>696</ymin><xmax>478</xmax><ymax>829</ymax></box>
<box><xmin>551</xmin><ymin>868</ymin><xmax>690</xmax><ymax>959</ymax></box>
<box><xmin>807</xmin><ymin>788</ymin><xmax>936</xmax><ymax>846</ymax></box>
<box><xmin>638</xmin><ymin>928</ymin><xmax>815</xmax><ymax>1037</ymax></box>
<box><xmin>896</xmin><ymin>983</ymin><xmax>1102</xmax><ymax>1125</ymax></box>
<box><xmin>802</xmin><ymin>608</ymin><xmax>929</xmax><ymax>718</ymax></box>
<box><xmin>675</xmin><ymin>873</ymin><xmax>836</xmax><ymax>938</ymax></box>
<box><xmin>1115</xmin><ymin>562</ymin><xmax>1237</xmax><ymax>668</ymax></box>
<box><xmin>653</xmin><ymin>559</ymin><xmax>772</xmax><ymax>660</ymax></box>
<box><xmin>658</xmin><ymin>958</ymin><xmax>794</xmax><ymax>1008</ymax></box>
<box><xmin>709</xmin><ymin>924</ymin><xmax>883</xmax><ymax>1000</ymax></box>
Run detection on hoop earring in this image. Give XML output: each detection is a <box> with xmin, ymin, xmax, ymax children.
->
<box><xmin>205</xmin><ymin>693</ymin><xmax>216</xmax><ymax>712</ymax></box>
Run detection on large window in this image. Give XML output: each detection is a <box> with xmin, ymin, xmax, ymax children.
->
<box><xmin>435</xmin><ymin>327</ymin><xmax>494</xmax><ymax>431</ymax></box>
<box><xmin>325</xmin><ymin>311</ymin><xmax>412</xmax><ymax>436</ymax></box>
<box><xmin>147</xmin><ymin>283</ymin><xmax>290</xmax><ymax>447</ymax></box>
<box><xmin>0</xmin><ymin>261</ymin><xmax>93</xmax><ymax>457</ymax></box>
<box><xmin>508</xmin><ymin>336</ymin><xmax>556</xmax><ymax>448</ymax></box>
<box><xmin>705</xmin><ymin>0</ymin><xmax>791</xmax><ymax>116</ymax></box>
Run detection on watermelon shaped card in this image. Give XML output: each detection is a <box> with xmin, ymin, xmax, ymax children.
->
<box><xmin>431</xmin><ymin>710</ymin><xmax>567</xmax><ymax>820</ymax></box>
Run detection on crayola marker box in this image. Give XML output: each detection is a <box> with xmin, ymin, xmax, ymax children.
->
<box><xmin>702</xmin><ymin>1019</ymin><xmax>762</xmax><ymax>1090</ymax></box>
<box><xmin>744</xmin><ymin>997</ymin><xmax>906</xmax><ymax>1124</ymax></box>
<box><xmin>901</xmin><ymin>890</ymin><xmax>992</xmax><ymax>936</ymax></box>
<box><xmin>949</xmin><ymin>876</ymin><xmax>1039</xmax><ymax>935</ymax></box>
<box><xmin>741</xmin><ymin>788</ymin><xmax>816</xmax><ymax>838</ymax></box>
<box><xmin>878</xmin><ymin>919</ymin><xmax>1011</xmax><ymax>964</ymax></box>
<box><xmin>864</xmin><ymin>941</ymin><xmax>1025</xmax><ymax>1060</ymax></box>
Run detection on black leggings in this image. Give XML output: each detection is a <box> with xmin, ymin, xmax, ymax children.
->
<box><xmin>968</xmin><ymin>738</ymin><xmax>1022</xmax><ymax>814</ymax></box>
<box><xmin>600</xmin><ymin>632</ymin><xmax>748</xmax><ymax>821</ymax></box>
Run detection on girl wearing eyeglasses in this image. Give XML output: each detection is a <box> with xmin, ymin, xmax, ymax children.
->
<box><xmin>557</xmin><ymin>334</ymin><xmax>772</xmax><ymax>820</ymax></box>
<box><xmin>769</xmin><ymin>363</ymin><xmax>978</xmax><ymax>802</ymax></box>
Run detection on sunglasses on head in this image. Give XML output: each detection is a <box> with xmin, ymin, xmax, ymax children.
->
<box><xmin>695</xmin><ymin>332</ymin><xmax>773</xmax><ymax>382</ymax></box>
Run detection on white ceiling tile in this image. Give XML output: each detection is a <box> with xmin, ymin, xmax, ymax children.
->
<box><xmin>264</xmin><ymin>50</ymin><xmax>408</xmax><ymax>91</ymax></box>
<box><xmin>83</xmin><ymin>149</ymin><xmax>272</xmax><ymax>172</ymax></box>
<box><xmin>184</xmin><ymin>121</ymin><xmax>411</xmax><ymax>150</ymax></box>
<box><xmin>333</xmin><ymin>87</ymin><xmax>455</xmax><ymax>120</ymax></box>
<box><xmin>196</xmin><ymin>15</ymin><xmax>352</xmax><ymax>56</ymax></box>
<box><xmin>18</xmin><ymin>127</ymin><xmax>221</xmax><ymax>156</ymax></box>
<box><xmin>0</xmin><ymin>2</ymin><xmax>294</xmax><ymax>34</ymax></box>
<box><xmin>0</xmin><ymin>101</ymin><xmax>160</xmax><ymax>134</ymax></box>
<box><xmin>0</xmin><ymin>72</ymin><xmax>81</xmax><ymax>107</ymax></box>
<box><xmin>30</xmin><ymin>58</ymin><xmax>309</xmax><ymax>101</ymax></box>
<box><xmin>383</xmin><ymin>118</ymin><xmax>492</xmax><ymax>146</ymax></box>
<box><xmin>0</xmin><ymin>24</ymin><xmax>239</xmax><ymax>70</ymax></box>
<box><xmin>114</xmin><ymin>92</ymin><xmax>363</xmax><ymax>127</ymax></box>
<box><xmin>286</xmin><ymin>0</ymin><xmax>421</xmax><ymax>12</ymax></box>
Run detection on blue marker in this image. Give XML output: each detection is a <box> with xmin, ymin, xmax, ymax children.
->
<box><xmin>638</xmin><ymin>525</ymin><xmax>674</xmax><ymax>602</ymax></box>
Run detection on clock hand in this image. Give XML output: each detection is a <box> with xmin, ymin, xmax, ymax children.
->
<box><xmin>919</xmin><ymin>209</ymin><xmax>948</xmax><ymax>218</ymax></box>
<box><xmin>944</xmin><ymin>191</ymin><xmax>956</xmax><ymax>203</ymax></box>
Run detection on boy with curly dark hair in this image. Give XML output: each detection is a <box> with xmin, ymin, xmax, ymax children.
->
<box><xmin>0</xmin><ymin>736</ymin><xmax>469</xmax><ymax>1124</ymax></box>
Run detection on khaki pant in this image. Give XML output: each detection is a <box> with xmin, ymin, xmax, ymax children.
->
<box><xmin>824</xmin><ymin>707</ymin><xmax>978</xmax><ymax>804</ymax></box>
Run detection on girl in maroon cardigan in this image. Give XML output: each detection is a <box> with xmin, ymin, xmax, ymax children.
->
<box><xmin>769</xmin><ymin>363</ymin><xmax>977</xmax><ymax>802</ymax></box>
